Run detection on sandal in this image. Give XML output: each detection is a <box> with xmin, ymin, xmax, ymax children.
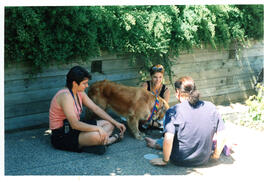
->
<box><xmin>148</xmin><ymin>120</ymin><xmax>163</xmax><ymax>131</ymax></box>
<box><xmin>107</xmin><ymin>133</ymin><xmax>122</xmax><ymax>146</ymax></box>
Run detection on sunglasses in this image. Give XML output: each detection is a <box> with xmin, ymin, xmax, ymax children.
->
<box><xmin>152</xmin><ymin>66</ymin><xmax>163</xmax><ymax>72</ymax></box>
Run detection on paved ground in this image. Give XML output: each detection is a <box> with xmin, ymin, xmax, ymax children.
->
<box><xmin>4</xmin><ymin>106</ymin><xmax>267</xmax><ymax>180</ymax></box>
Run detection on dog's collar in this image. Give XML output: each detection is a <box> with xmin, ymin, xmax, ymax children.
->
<box><xmin>147</xmin><ymin>96</ymin><xmax>160</xmax><ymax>122</ymax></box>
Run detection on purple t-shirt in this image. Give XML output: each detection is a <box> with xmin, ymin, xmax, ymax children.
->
<box><xmin>165</xmin><ymin>100</ymin><xmax>225</xmax><ymax>166</ymax></box>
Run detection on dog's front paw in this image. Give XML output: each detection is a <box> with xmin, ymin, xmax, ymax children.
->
<box><xmin>135</xmin><ymin>134</ymin><xmax>144</xmax><ymax>140</ymax></box>
<box><xmin>140</xmin><ymin>132</ymin><xmax>146</xmax><ymax>137</ymax></box>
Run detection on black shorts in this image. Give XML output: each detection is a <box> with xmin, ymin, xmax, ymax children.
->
<box><xmin>51</xmin><ymin>119</ymin><xmax>97</xmax><ymax>152</ymax></box>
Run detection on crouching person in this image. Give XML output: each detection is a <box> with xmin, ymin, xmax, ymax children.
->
<box><xmin>150</xmin><ymin>76</ymin><xmax>226</xmax><ymax>166</ymax></box>
<box><xmin>49</xmin><ymin>66</ymin><xmax>126</xmax><ymax>155</ymax></box>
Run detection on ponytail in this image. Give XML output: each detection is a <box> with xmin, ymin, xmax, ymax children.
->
<box><xmin>174</xmin><ymin>76</ymin><xmax>200</xmax><ymax>106</ymax></box>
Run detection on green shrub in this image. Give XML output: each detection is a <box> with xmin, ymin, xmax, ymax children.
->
<box><xmin>5</xmin><ymin>5</ymin><xmax>264</xmax><ymax>80</ymax></box>
<box><xmin>243</xmin><ymin>83</ymin><xmax>264</xmax><ymax>130</ymax></box>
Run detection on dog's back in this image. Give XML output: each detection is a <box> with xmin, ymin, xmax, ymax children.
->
<box><xmin>87</xmin><ymin>80</ymin><xmax>169</xmax><ymax>139</ymax></box>
<box><xmin>88</xmin><ymin>80</ymin><xmax>153</xmax><ymax>116</ymax></box>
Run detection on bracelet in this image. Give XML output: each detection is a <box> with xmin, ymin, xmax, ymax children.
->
<box><xmin>162</xmin><ymin>158</ymin><xmax>169</xmax><ymax>163</ymax></box>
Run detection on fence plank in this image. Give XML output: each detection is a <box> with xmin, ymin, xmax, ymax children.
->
<box><xmin>5</xmin><ymin>112</ymin><xmax>49</xmax><ymax>131</ymax></box>
<box><xmin>5</xmin><ymin>101</ymin><xmax>51</xmax><ymax>118</ymax></box>
<box><xmin>169</xmin><ymin>89</ymin><xmax>256</xmax><ymax>106</ymax></box>
<box><xmin>172</xmin><ymin>57</ymin><xmax>263</xmax><ymax>76</ymax></box>
<box><xmin>4</xmin><ymin>40</ymin><xmax>264</xmax><ymax>131</ymax></box>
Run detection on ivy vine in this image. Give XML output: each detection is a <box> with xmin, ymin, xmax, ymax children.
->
<box><xmin>5</xmin><ymin>5</ymin><xmax>264</xmax><ymax>82</ymax></box>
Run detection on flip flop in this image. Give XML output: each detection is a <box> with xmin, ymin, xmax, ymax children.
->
<box><xmin>147</xmin><ymin>120</ymin><xmax>163</xmax><ymax>131</ymax></box>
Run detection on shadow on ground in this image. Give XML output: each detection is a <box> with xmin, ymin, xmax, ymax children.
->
<box><xmin>5</xmin><ymin>120</ymin><xmax>235</xmax><ymax>176</ymax></box>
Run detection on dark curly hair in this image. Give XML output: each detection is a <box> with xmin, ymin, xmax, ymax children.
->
<box><xmin>66</xmin><ymin>66</ymin><xmax>91</xmax><ymax>90</ymax></box>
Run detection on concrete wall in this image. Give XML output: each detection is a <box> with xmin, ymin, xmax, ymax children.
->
<box><xmin>4</xmin><ymin>40</ymin><xmax>264</xmax><ymax>131</ymax></box>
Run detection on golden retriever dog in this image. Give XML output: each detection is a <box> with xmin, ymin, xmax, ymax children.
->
<box><xmin>85</xmin><ymin>80</ymin><xmax>169</xmax><ymax>140</ymax></box>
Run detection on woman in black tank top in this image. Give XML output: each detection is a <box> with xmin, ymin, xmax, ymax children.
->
<box><xmin>142</xmin><ymin>64</ymin><xmax>170</xmax><ymax>103</ymax></box>
<box><xmin>140</xmin><ymin>64</ymin><xmax>170</xmax><ymax>131</ymax></box>
<box><xmin>146</xmin><ymin>80</ymin><xmax>167</xmax><ymax>99</ymax></box>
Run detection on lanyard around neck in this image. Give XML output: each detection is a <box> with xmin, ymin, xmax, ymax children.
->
<box><xmin>147</xmin><ymin>96</ymin><xmax>160</xmax><ymax>122</ymax></box>
<box><xmin>68</xmin><ymin>89</ymin><xmax>82</xmax><ymax>114</ymax></box>
<box><xmin>150</xmin><ymin>82</ymin><xmax>161</xmax><ymax>97</ymax></box>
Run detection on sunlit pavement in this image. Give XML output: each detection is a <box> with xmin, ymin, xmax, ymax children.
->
<box><xmin>4</xmin><ymin>107</ymin><xmax>267</xmax><ymax>180</ymax></box>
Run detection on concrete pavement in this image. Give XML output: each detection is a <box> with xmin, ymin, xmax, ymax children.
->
<box><xmin>5</xmin><ymin>125</ymin><xmax>192</xmax><ymax>175</ymax></box>
<box><xmin>4</xmin><ymin>112</ymin><xmax>267</xmax><ymax>179</ymax></box>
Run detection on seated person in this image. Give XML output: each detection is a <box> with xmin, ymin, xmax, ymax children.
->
<box><xmin>141</xmin><ymin>64</ymin><xmax>170</xmax><ymax>130</ymax></box>
<box><xmin>149</xmin><ymin>76</ymin><xmax>226</xmax><ymax>166</ymax></box>
<box><xmin>49</xmin><ymin>66</ymin><xmax>126</xmax><ymax>154</ymax></box>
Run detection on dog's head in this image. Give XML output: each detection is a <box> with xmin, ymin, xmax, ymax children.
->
<box><xmin>151</xmin><ymin>96</ymin><xmax>170</xmax><ymax>121</ymax></box>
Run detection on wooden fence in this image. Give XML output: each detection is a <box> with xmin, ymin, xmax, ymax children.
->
<box><xmin>4</xmin><ymin>40</ymin><xmax>264</xmax><ymax>131</ymax></box>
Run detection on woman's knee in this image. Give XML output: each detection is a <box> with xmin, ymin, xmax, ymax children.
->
<box><xmin>92</xmin><ymin>133</ymin><xmax>104</xmax><ymax>145</ymax></box>
<box><xmin>79</xmin><ymin>131</ymin><xmax>104</xmax><ymax>146</ymax></box>
<box><xmin>98</xmin><ymin>120</ymin><xmax>114</xmax><ymax>132</ymax></box>
<box><xmin>106</xmin><ymin>121</ymin><xmax>114</xmax><ymax>130</ymax></box>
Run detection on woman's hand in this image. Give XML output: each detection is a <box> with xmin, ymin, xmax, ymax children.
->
<box><xmin>97</xmin><ymin>126</ymin><xmax>108</xmax><ymax>145</ymax></box>
<box><xmin>150</xmin><ymin>158</ymin><xmax>168</xmax><ymax>166</ymax></box>
<box><xmin>115</xmin><ymin>122</ymin><xmax>126</xmax><ymax>137</ymax></box>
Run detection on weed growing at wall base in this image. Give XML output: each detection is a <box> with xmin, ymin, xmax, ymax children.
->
<box><xmin>244</xmin><ymin>83</ymin><xmax>264</xmax><ymax>131</ymax></box>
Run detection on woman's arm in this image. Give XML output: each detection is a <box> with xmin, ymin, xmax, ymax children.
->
<box><xmin>163</xmin><ymin>132</ymin><xmax>174</xmax><ymax>162</ymax></box>
<box><xmin>212</xmin><ymin>130</ymin><xmax>227</xmax><ymax>159</ymax></box>
<box><xmin>150</xmin><ymin>132</ymin><xmax>174</xmax><ymax>166</ymax></box>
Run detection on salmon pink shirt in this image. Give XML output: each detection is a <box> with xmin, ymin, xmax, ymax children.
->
<box><xmin>49</xmin><ymin>88</ymin><xmax>83</xmax><ymax>130</ymax></box>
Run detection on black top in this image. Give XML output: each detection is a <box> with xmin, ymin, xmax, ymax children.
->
<box><xmin>146</xmin><ymin>80</ymin><xmax>167</xmax><ymax>98</ymax></box>
<box><xmin>165</xmin><ymin>100</ymin><xmax>225</xmax><ymax>166</ymax></box>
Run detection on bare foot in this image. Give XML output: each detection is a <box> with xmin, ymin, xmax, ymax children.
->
<box><xmin>145</xmin><ymin>137</ymin><xmax>162</xmax><ymax>150</ymax></box>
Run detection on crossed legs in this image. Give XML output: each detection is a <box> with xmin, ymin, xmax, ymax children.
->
<box><xmin>78</xmin><ymin>120</ymin><xmax>120</xmax><ymax>147</ymax></box>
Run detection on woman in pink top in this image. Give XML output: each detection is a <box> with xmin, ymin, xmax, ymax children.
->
<box><xmin>49</xmin><ymin>66</ymin><xmax>126</xmax><ymax>154</ymax></box>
